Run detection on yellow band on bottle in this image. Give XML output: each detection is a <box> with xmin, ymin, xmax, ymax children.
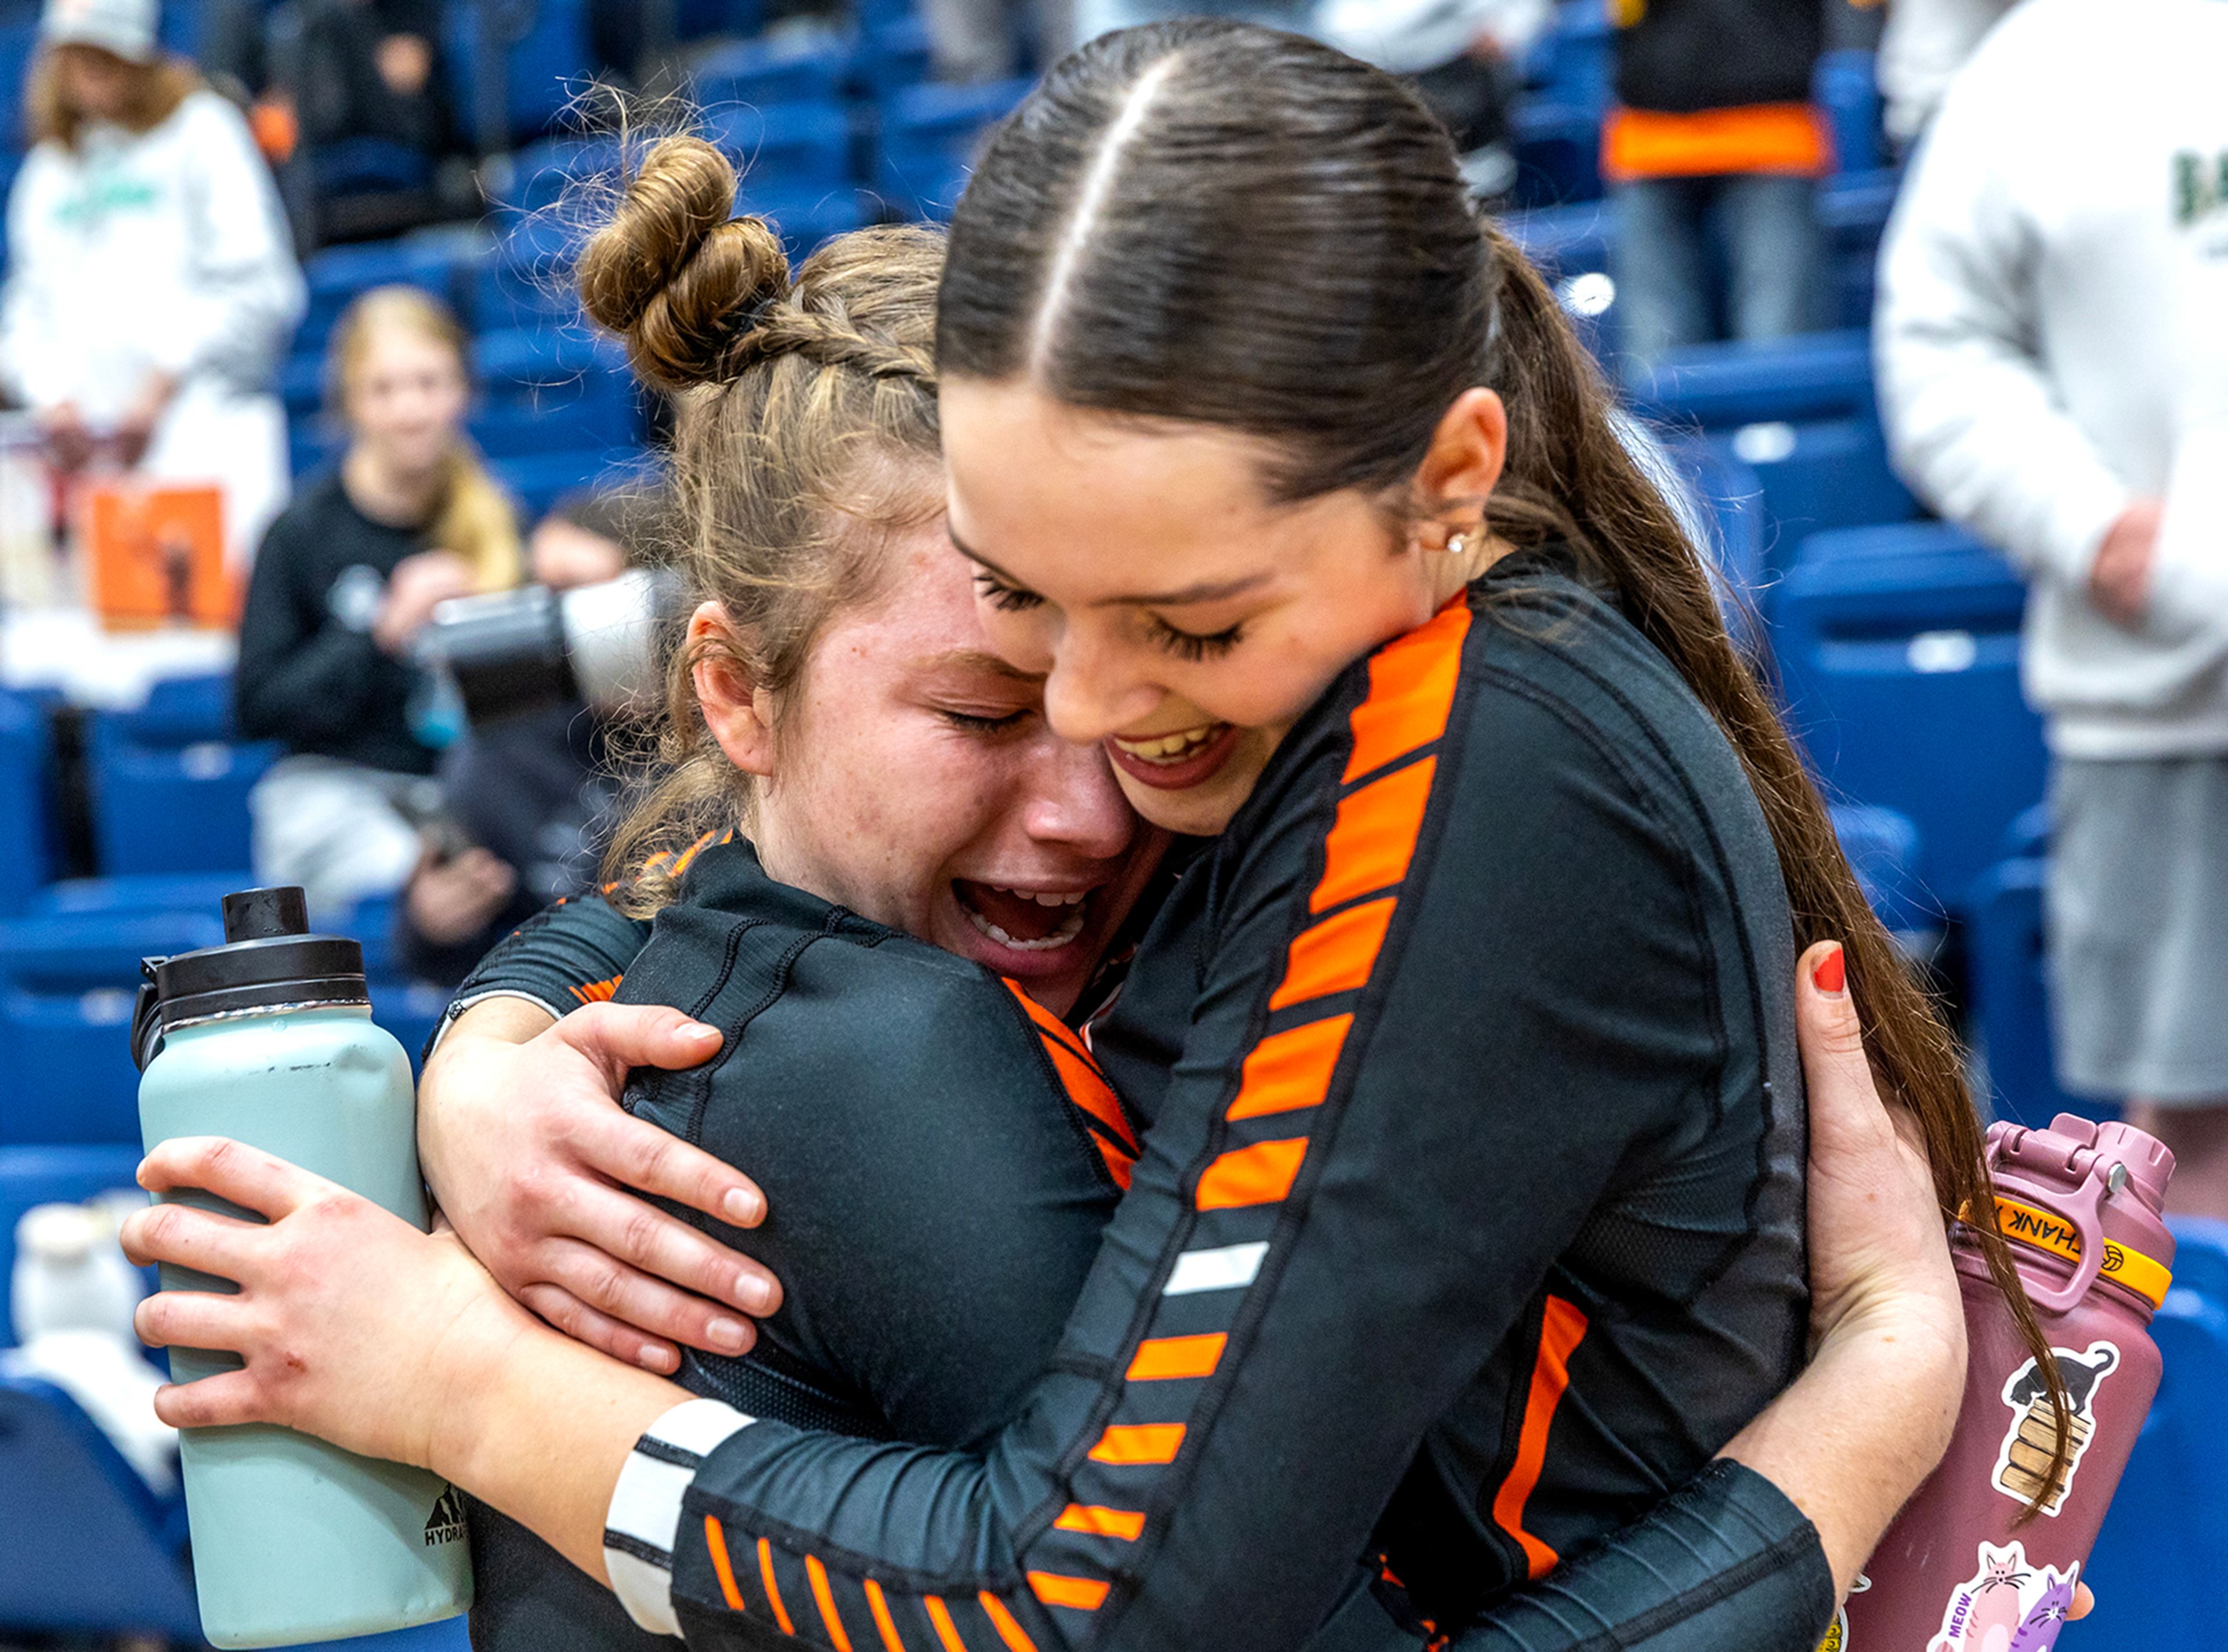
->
<box><xmin>1992</xmin><ymin>1195</ymin><xmax>2173</xmax><ymax>1309</ymax></box>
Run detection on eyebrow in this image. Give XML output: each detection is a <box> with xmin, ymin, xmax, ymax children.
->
<box><xmin>955</xmin><ymin>536</ymin><xmax>1274</xmax><ymax>610</ymax></box>
<box><xmin>908</xmin><ymin>647</ymin><xmax>1043</xmax><ymax>683</ymax></box>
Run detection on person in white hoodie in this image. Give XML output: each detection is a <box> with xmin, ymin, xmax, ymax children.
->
<box><xmin>1873</xmin><ymin>0</ymin><xmax>2014</xmax><ymax>148</ymax></box>
<box><xmin>0</xmin><ymin>0</ymin><xmax>305</xmax><ymax>567</ymax></box>
<box><xmin>1876</xmin><ymin>0</ymin><xmax>2228</xmax><ymax>1217</ymax></box>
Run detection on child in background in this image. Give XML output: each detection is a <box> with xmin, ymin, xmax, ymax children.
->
<box><xmin>235</xmin><ymin>286</ymin><xmax>520</xmax><ymax>915</ymax></box>
<box><xmin>0</xmin><ymin>0</ymin><xmax>303</xmax><ymax>566</ymax></box>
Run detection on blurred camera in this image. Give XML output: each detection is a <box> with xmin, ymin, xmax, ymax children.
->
<box><xmin>418</xmin><ymin>568</ymin><xmax>679</xmax><ymax>726</ymax></box>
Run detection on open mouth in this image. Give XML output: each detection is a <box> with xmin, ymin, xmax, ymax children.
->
<box><xmin>1105</xmin><ymin>721</ymin><xmax>1239</xmax><ymax>790</ymax></box>
<box><xmin>953</xmin><ymin>881</ymin><xmax>1091</xmax><ymax>952</ymax></box>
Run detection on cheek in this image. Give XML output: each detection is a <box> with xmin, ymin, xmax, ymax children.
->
<box><xmin>976</xmin><ymin>596</ymin><xmax>1056</xmax><ymax>671</ymax></box>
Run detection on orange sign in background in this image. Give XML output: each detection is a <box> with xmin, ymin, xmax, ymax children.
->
<box><xmin>83</xmin><ymin>483</ymin><xmax>234</xmax><ymax>629</ymax></box>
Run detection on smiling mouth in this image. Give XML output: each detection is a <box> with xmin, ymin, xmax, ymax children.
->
<box><xmin>953</xmin><ymin>881</ymin><xmax>1091</xmax><ymax>952</ymax></box>
<box><xmin>1109</xmin><ymin>723</ymin><xmax>1229</xmax><ymax>765</ymax></box>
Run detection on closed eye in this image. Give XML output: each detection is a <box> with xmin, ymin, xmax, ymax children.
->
<box><xmin>972</xmin><ymin>567</ymin><xmax>1045</xmax><ymax>614</ymax></box>
<box><xmin>938</xmin><ymin>707</ymin><xmax>1033</xmax><ymax>734</ymax></box>
<box><xmin>1145</xmin><ymin>614</ymin><xmax>1245</xmax><ymax>661</ymax></box>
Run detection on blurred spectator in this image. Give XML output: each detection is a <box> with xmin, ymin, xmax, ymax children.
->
<box><xmin>1601</xmin><ymin>0</ymin><xmax>1829</xmax><ymax>374</ymax></box>
<box><xmin>1316</xmin><ymin>0</ymin><xmax>1550</xmax><ymax>199</ymax></box>
<box><xmin>395</xmin><ymin>486</ymin><xmax>668</xmax><ymax>983</ymax></box>
<box><xmin>0</xmin><ymin>0</ymin><xmax>303</xmax><ymax>566</ymax></box>
<box><xmin>263</xmin><ymin>0</ymin><xmax>471</xmax><ymax>245</ymax></box>
<box><xmin>1875</xmin><ymin>0</ymin><xmax>2012</xmax><ymax>148</ymax></box>
<box><xmin>1878</xmin><ymin>0</ymin><xmax>2228</xmax><ymax>1217</ymax></box>
<box><xmin>918</xmin><ymin>0</ymin><xmax>1073</xmax><ymax>81</ymax></box>
<box><xmin>236</xmin><ymin>286</ymin><xmax>521</xmax><ymax>914</ymax></box>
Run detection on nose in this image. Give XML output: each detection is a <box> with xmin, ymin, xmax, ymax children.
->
<box><xmin>1022</xmin><ymin>734</ymin><xmax>1135</xmax><ymax>864</ymax></box>
<box><xmin>1041</xmin><ymin>624</ymin><xmax>1163</xmax><ymax>747</ymax></box>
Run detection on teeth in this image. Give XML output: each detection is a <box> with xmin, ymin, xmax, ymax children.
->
<box><xmin>964</xmin><ymin>903</ymin><xmax>1087</xmax><ymax>952</ymax></box>
<box><xmin>1112</xmin><ymin>724</ymin><xmax>1222</xmax><ymax>764</ymax></box>
<box><xmin>985</xmin><ymin>886</ymin><xmax>1089</xmax><ymax>906</ymax></box>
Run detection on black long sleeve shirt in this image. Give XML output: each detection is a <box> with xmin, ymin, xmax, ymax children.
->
<box><xmin>451</xmin><ymin>564</ymin><xmax>1827</xmax><ymax>1651</ymax></box>
<box><xmin>234</xmin><ymin>469</ymin><xmax>440</xmax><ymax>776</ymax></box>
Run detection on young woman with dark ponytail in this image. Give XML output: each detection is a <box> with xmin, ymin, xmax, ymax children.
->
<box><xmin>121</xmin><ymin>23</ymin><xmax>2072</xmax><ymax>1652</ymax></box>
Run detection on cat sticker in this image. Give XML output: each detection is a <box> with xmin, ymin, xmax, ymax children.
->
<box><xmin>1929</xmin><ymin>1542</ymin><xmax>2078</xmax><ymax>1652</ymax></box>
<box><xmin>1992</xmin><ymin>1341</ymin><xmax>2118</xmax><ymax>1515</ymax></box>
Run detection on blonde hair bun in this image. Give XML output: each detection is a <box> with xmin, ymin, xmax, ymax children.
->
<box><xmin>578</xmin><ymin>135</ymin><xmax>791</xmax><ymax>390</ymax></box>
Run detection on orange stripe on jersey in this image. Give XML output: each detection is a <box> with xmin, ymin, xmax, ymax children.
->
<box><xmin>1196</xmin><ymin>1136</ymin><xmax>1308</xmax><ymax>1210</ymax></box>
<box><xmin>1028</xmin><ymin>1572</ymin><xmax>1110</xmax><ymax>1611</ymax></box>
<box><xmin>979</xmin><ymin>1592</ymin><xmax>1041</xmax><ymax>1651</ymax></box>
<box><xmin>863</xmin><ymin>1579</ymin><xmax>908</xmax><ymax>1652</ymax></box>
<box><xmin>923</xmin><ymin>1595</ymin><xmax>968</xmax><ymax>1652</ymax></box>
<box><xmin>806</xmin><ymin>1555</ymin><xmax>856</xmax><ymax>1651</ymax></box>
<box><xmin>1126</xmin><ymin>1332</ymin><xmax>1226</xmax><ymax>1381</ymax></box>
<box><xmin>1343</xmin><ymin>601</ymin><xmax>1472</xmax><ymax>781</ymax></box>
<box><xmin>759</xmin><ymin>1538</ymin><xmax>797</xmax><ymax>1635</ymax></box>
<box><xmin>1227</xmin><ymin>1014</ymin><xmax>1352</xmax><ymax>1120</ymax></box>
<box><xmin>1310</xmin><ymin>758</ymin><xmax>1438</xmax><ymax>914</ymax></box>
<box><xmin>570</xmin><ymin>975</ymin><xmax>621</xmax><ymax>1005</ymax></box>
<box><xmin>1491</xmin><ymin>1294</ymin><xmax>1592</xmax><ymax>1578</ymax></box>
<box><xmin>704</xmin><ymin>1516</ymin><xmax>746</xmax><ymax>1610</ymax></box>
<box><xmin>1054</xmin><ymin>1503</ymin><xmax>1147</xmax><ymax>1540</ymax></box>
<box><xmin>1004</xmin><ymin>980</ymin><xmax>1140</xmax><ymax>1158</ymax></box>
<box><xmin>1089</xmin><ymin>1422</ymin><xmax>1187</xmax><ymax>1464</ymax></box>
<box><xmin>1268</xmin><ymin>899</ymin><xmax>1396</xmax><ymax>1010</ymax></box>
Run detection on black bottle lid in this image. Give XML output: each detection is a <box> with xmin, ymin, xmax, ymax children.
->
<box><xmin>131</xmin><ymin>885</ymin><xmax>368</xmax><ymax>1070</ymax></box>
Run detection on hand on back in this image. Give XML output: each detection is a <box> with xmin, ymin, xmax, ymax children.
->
<box><xmin>417</xmin><ymin>999</ymin><xmax>780</xmax><ymax>1372</ymax></box>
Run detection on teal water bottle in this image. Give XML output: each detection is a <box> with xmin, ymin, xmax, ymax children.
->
<box><xmin>130</xmin><ymin>887</ymin><xmax>472</xmax><ymax>1647</ymax></box>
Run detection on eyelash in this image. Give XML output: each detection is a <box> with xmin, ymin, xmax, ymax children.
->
<box><xmin>1146</xmin><ymin>616</ymin><xmax>1245</xmax><ymax>661</ymax></box>
<box><xmin>972</xmin><ymin>569</ymin><xmax>1044</xmax><ymax>613</ymax></box>
<box><xmin>973</xmin><ymin>567</ymin><xmax>1243</xmax><ymax>660</ymax></box>
<box><xmin>939</xmin><ymin>708</ymin><xmax>1030</xmax><ymax>734</ymax></box>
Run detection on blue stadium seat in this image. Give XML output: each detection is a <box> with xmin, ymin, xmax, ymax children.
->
<box><xmin>876</xmin><ymin>77</ymin><xmax>1031</xmax><ymax>221</ymax></box>
<box><xmin>474</xmin><ymin>212</ymin><xmax>585</xmax><ymax>332</ymax></box>
<box><xmin>444</xmin><ymin>0</ymin><xmax>594</xmax><ymax>146</ymax></box>
<box><xmin>1510</xmin><ymin>99</ymin><xmax>1603</xmax><ymax>209</ymax></box>
<box><xmin>308</xmin><ymin>136</ymin><xmax>435</xmax><ymax>200</ymax></box>
<box><xmin>472</xmin><ymin>328</ymin><xmax>638</xmax><ymax>456</ymax></box>
<box><xmin>693</xmin><ymin>27</ymin><xmax>853</xmax><ymax>107</ymax></box>
<box><xmin>1768</xmin><ymin>522</ymin><xmax>2047</xmax><ymax>915</ymax></box>
<box><xmin>0</xmin><ymin>911</ymin><xmax>222</xmax><ymax>1144</ymax></box>
<box><xmin>1813</xmin><ymin>49</ymin><xmax>1882</xmax><ymax>175</ymax></box>
<box><xmin>1525</xmin><ymin>0</ymin><xmax>1610</xmax><ymax>112</ymax></box>
<box><xmin>854</xmin><ymin>16</ymin><xmax>934</xmax><ymax>99</ymax></box>
<box><xmin>0</xmin><ymin>1376</ymin><xmax>199</xmax><ymax>1637</ymax></box>
<box><xmin>471</xmin><ymin>390</ymin><xmax>636</xmax><ymax>458</ymax></box>
<box><xmin>495</xmin><ymin>134</ymin><xmax>623</xmax><ymax>215</ymax></box>
<box><xmin>298</xmin><ymin>239</ymin><xmax>471</xmax><ymax>357</ymax></box>
<box><xmin>740</xmin><ymin>183</ymin><xmax>874</xmax><ymax>264</ymax></box>
<box><xmin>1818</xmin><ymin>167</ymin><xmax>1900</xmax><ymax>328</ymax></box>
<box><xmin>1504</xmin><ymin>199</ymin><xmax>1612</xmax><ymax>281</ymax></box>
<box><xmin>1708</xmin><ymin>416</ymin><xmax>1918</xmax><ymax>570</ymax></box>
<box><xmin>2081</xmin><ymin>1227</ymin><xmax>2228</xmax><ymax>1647</ymax></box>
<box><xmin>30</xmin><ymin>872</ymin><xmax>251</xmax><ymax>921</ymax></box>
<box><xmin>84</xmin><ymin>691</ymin><xmax>278</xmax><ymax>877</ymax></box>
<box><xmin>1657</xmin><ymin>436</ymin><xmax>1765</xmax><ymax>650</ymax></box>
<box><xmin>0</xmin><ymin>691</ymin><xmax>51</xmax><ymax>917</ymax></box>
<box><xmin>283</xmin><ymin>349</ymin><xmax>328</xmax><ymax>419</ymax></box>
<box><xmin>371</xmin><ymin>979</ymin><xmax>453</xmax><ymax>1073</ymax></box>
<box><xmin>490</xmin><ymin>447</ymin><xmax>660</xmax><ymax>523</ymax></box>
<box><xmin>1830</xmin><ymin>802</ymin><xmax>1934</xmax><ymax>943</ymax></box>
<box><xmin>0</xmin><ymin>1144</ymin><xmax>144</xmax><ymax>1341</ymax></box>
<box><xmin>1967</xmin><ymin>850</ymin><xmax>2091</xmax><ymax>1127</ymax></box>
<box><xmin>706</xmin><ymin>100</ymin><xmax>856</xmax><ymax>195</ymax></box>
<box><xmin>1627</xmin><ymin>329</ymin><xmax>1876</xmax><ymax>428</ymax></box>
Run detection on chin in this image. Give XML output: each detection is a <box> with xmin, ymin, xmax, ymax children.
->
<box><xmin>1115</xmin><ymin>757</ymin><xmax>1258</xmax><ymax>838</ymax></box>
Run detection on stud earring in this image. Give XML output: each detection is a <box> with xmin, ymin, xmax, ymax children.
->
<box><xmin>1445</xmin><ymin>530</ymin><xmax>1470</xmax><ymax>557</ymax></box>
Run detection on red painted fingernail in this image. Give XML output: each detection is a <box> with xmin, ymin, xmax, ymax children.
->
<box><xmin>1813</xmin><ymin>946</ymin><xmax>1846</xmax><ymax>996</ymax></box>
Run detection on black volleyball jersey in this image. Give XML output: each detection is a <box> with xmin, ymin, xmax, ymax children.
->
<box><xmin>451</xmin><ymin>565</ymin><xmax>1821</xmax><ymax>1651</ymax></box>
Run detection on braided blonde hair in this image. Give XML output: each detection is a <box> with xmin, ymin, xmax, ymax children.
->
<box><xmin>577</xmin><ymin>135</ymin><xmax>946</xmax><ymax>912</ymax></box>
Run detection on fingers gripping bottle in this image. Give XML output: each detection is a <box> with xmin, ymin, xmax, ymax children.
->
<box><xmin>1840</xmin><ymin>1114</ymin><xmax>2173</xmax><ymax>1652</ymax></box>
<box><xmin>131</xmin><ymin>887</ymin><xmax>472</xmax><ymax>1647</ymax></box>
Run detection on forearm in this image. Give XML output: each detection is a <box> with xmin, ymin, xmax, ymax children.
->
<box><xmin>434</xmin><ymin>1314</ymin><xmax>687</xmax><ymax>1584</ymax></box>
<box><xmin>1716</xmin><ymin>1310</ymin><xmax>1962</xmax><ymax>1602</ymax></box>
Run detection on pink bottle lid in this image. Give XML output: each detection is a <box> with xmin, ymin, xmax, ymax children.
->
<box><xmin>1980</xmin><ymin>1114</ymin><xmax>2176</xmax><ymax>1317</ymax></box>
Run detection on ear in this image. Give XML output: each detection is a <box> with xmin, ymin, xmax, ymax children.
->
<box><xmin>1411</xmin><ymin>387</ymin><xmax>1507</xmax><ymax>550</ymax></box>
<box><xmin>689</xmin><ymin>601</ymin><xmax>780</xmax><ymax>780</ymax></box>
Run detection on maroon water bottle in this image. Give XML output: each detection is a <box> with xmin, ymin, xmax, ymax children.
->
<box><xmin>1837</xmin><ymin>1113</ymin><xmax>2175</xmax><ymax>1652</ymax></box>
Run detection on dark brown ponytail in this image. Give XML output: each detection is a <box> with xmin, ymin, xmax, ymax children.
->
<box><xmin>938</xmin><ymin>17</ymin><xmax>2072</xmax><ymax>1505</ymax></box>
